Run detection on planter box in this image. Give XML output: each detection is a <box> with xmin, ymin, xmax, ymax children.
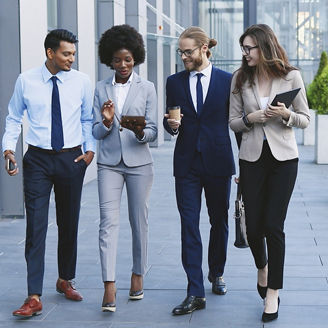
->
<box><xmin>303</xmin><ymin>109</ymin><xmax>316</xmax><ymax>145</ymax></box>
<box><xmin>315</xmin><ymin>113</ymin><xmax>328</xmax><ymax>164</ymax></box>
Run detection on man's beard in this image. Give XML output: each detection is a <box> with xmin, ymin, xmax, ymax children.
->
<box><xmin>184</xmin><ymin>56</ymin><xmax>203</xmax><ymax>72</ymax></box>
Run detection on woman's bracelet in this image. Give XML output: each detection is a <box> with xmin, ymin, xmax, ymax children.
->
<box><xmin>242</xmin><ymin>114</ymin><xmax>253</xmax><ymax>128</ymax></box>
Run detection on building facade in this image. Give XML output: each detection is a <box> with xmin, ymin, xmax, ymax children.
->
<box><xmin>1</xmin><ymin>0</ymin><xmax>326</xmax><ymax>217</ymax></box>
<box><xmin>200</xmin><ymin>0</ymin><xmax>328</xmax><ymax>84</ymax></box>
<box><xmin>0</xmin><ymin>0</ymin><xmax>196</xmax><ymax>217</ymax></box>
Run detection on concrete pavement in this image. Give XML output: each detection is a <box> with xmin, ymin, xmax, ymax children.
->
<box><xmin>0</xmin><ymin>130</ymin><xmax>328</xmax><ymax>327</ymax></box>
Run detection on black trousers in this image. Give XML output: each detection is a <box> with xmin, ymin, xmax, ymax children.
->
<box><xmin>23</xmin><ymin>147</ymin><xmax>87</xmax><ymax>296</ymax></box>
<box><xmin>240</xmin><ymin>141</ymin><xmax>298</xmax><ymax>289</ymax></box>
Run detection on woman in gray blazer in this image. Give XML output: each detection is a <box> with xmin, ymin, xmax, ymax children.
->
<box><xmin>92</xmin><ymin>25</ymin><xmax>157</xmax><ymax>312</ymax></box>
<box><xmin>229</xmin><ymin>24</ymin><xmax>309</xmax><ymax>323</ymax></box>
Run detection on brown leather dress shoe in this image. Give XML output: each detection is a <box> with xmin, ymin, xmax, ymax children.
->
<box><xmin>13</xmin><ymin>297</ymin><xmax>42</xmax><ymax>317</ymax></box>
<box><xmin>56</xmin><ymin>279</ymin><xmax>83</xmax><ymax>301</ymax></box>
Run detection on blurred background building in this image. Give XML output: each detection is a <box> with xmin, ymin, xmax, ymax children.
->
<box><xmin>1</xmin><ymin>0</ymin><xmax>327</xmax><ymax>217</ymax></box>
<box><xmin>200</xmin><ymin>0</ymin><xmax>328</xmax><ymax>85</ymax></box>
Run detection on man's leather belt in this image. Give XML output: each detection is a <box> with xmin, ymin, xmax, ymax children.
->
<box><xmin>28</xmin><ymin>145</ymin><xmax>81</xmax><ymax>154</ymax></box>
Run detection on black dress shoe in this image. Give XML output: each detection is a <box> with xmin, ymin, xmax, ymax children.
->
<box><xmin>257</xmin><ymin>283</ymin><xmax>267</xmax><ymax>299</ymax></box>
<box><xmin>211</xmin><ymin>276</ymin><xmax>227</xmax><ymax>295</ymax></box>
<box><xmin>262</xmin><ymin>297</ymin><xmax>280</xmax><ymax>322</ymax></box>
<box><xmin>172</xmin><ymin>296</ymin><xmax>206</xmax><ymax>315</ymax></box>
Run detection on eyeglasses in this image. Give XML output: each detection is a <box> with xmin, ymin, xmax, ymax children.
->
<box><xmin>176</xmin><ymin>46</ymin><xmax>200</xmax><ymax>57</ymax></box>
<box><xmin>240</xmin><ymin>45</ymin><xmax>259</xmax><ymax>55</ymax></box>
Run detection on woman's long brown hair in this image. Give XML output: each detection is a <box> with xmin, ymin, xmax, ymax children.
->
<box><xmin>233</xmin><ymin>24</ymin><xmax>296</xmax><ymax>94</ymax></box>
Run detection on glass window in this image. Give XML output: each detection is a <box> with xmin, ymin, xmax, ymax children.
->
<box><xmin>199</xmin><ymin>0</ymin><xmax>244</xmax><ymax>73</ymax></box>
<box><xmin>257</xmin><ymin>0</ymin><xmax>328</xmax><ymax>84</ymax></box>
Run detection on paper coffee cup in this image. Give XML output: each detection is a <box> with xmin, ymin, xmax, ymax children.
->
<box><xmin>168</xmin><ymin>106</ymin><xmax>181</xmax><ymax>121</ymax></box>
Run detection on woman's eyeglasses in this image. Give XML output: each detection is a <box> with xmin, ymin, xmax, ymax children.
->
<box><xmin>176</xmin><ymin>46</ymin><xmax>201</xmax><ymax>57</ymax></box>
<box><xmin>240</xmin><ymin>45</ymin><xmax>258</xmax><ymax>55</ymax></box>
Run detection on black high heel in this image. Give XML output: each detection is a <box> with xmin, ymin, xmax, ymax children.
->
<box><xmin>262</xmin><ymin>297</ymin><xmax>280</xmax><ymax>322</ymax></box>
<box><xmin>102</xmin><ymin>285</ymin><xmax>116</xmax><ymax>312</ymax></box>
<box><xmin>257</xmin><ymin>284</ymin><xmax>267</xmax><ymax>299</ymax></box>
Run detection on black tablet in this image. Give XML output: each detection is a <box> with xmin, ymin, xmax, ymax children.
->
<box><xmin>270</xmin><ymin>88</ymin><xmax>301</xmax><ymax>108</ymax></box>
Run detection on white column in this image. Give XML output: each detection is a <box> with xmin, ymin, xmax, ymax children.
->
<box><xmin>125</xmin><ymin>0</ymin><xmax>148</xmax><ymax>79</ymax></box>
<box><xmin>77</xmin><ymin>0</ymin><xmax>96</xmax><ymax>88</ymax></box>
<box><xmin>112</xmin><ymin>0</ymin><xmax>126</xmax><ymax>25</ymax></box>
<box><xmin>77</xmin><ymin>0</ymin><xmax>97</xmax><ymax>183</ymax></box>
<box><xmin>170</xmin><ymin>0</ymin><xmax>177</xmax><ymax>75</ymax></box>
<box><xmin>19</xmin><ymin>0</ymin><xmax>47</xmax><ymax>71</ymax></box>
<box><xmin>154</xmin><ymin>0</ymin><xmax>164</xmax><ymax>147</ymax></box>
<box><xmin>19</xmin><ymin>0</ymin><xmax>48</xmax><ymax>153</ymax></box>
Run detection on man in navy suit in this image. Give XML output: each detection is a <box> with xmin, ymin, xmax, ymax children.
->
<box><xmin>163</xmin><ymin>27</ymin><xmax>235</xmax><ymax>315</ymax></box>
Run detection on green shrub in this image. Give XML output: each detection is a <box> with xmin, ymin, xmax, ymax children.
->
<box><xmin>307</xmin><ymin>51</ymin><xmax>328</xmax><ymax>113</ymax></box>
<box><xmin>311</xmin><ymin>65</ymin><xmax>328</xmax><ymax>114</ymax></box>
<box><xmin>316</xmin><ymin>51</ymin><xmax>328</xmax><ymax>78</ymax></box>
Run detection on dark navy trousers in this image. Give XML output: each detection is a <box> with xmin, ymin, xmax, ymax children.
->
<box><xmin>23</xmin><ymin>147</ymin><xmax>86</xmax><ymax>296</ymax></box>
<box><xmin>175</xmin><ymin>151</ymin><xmax>231</xmax><ymax>297</ymax></box>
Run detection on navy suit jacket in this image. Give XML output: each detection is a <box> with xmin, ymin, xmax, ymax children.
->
<box><xmin>164</xmin><ymin>66</ymin><xmax>235</xmax><ymax>178</ymax></box>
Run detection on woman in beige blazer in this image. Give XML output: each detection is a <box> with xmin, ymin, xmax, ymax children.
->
<box><xmin>229</xmin><ymin>24</ymin><xmax>309</xmax><ymax>323</ymax></box>
<box><xmin>92</xmin><ymin>25</ymin><xmax>157</xmax><ymax>312</ymax></box>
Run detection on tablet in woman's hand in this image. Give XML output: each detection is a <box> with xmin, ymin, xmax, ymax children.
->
<box><xmin>120</xmin><ymin>116</ymin><xmax>146</xmax><ymax>130</ymax></box>
<box><xmin>271</xmin><ymin>88</ymin><xmax>301</xmax><ymax>108</ymax></box>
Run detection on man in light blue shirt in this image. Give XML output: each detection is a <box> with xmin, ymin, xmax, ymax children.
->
<box><xmin>2</xmin><ymin>29</ymin><xmax>96</xmax><ymax>318</ymax></box>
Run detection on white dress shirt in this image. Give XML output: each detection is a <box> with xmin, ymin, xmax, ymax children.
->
<box><xmin>260</xmin><ymin>96</ymin><xmax>269</xmax><ymax>140</ymax></box>
<box><xmin>189</xmin><ymin>62</ymin><xmax>212</xmax><ymax>111</ymax></box>
<box><xmin>112</xmin><ymin>72</ymin><xmax>133</xmax><ymax>115</ymax></box>
<box><xmin>2</xmin><ymin>64</ymin><xmax>96</xmax><ymax>153</ymax></box>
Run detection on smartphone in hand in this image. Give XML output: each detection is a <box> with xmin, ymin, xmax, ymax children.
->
<box><xmin>6</xmin><ymin>158</ymin><xmax>16</xmax><ymax>171</ymax></box>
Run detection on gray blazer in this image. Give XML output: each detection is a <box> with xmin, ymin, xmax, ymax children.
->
<box><xmin>92</xmin><ymin>72</ymin><xmax>157</xmax><ymax>167</ymax></box>
<box><xmin>229</xmin><ymin>69</ymin><xmax>310</xmax><ymax>162</ymax></box>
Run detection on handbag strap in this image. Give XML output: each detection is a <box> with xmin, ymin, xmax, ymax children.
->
<box><xmin>236</xmin><ymin>180</ymin><xmax>242</xmax><ymax>201</ymax></box>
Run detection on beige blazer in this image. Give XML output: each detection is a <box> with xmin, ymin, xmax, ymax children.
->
<box><xmin>229</xmin><ymin>69</ymin><xmax>310</xmax><ymax>161</ymax></box>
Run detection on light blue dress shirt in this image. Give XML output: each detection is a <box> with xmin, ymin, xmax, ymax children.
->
<box><xmin>2</xmin><ymin>64</ymin><xmax>96</xmax><ymax>153</ymax></box>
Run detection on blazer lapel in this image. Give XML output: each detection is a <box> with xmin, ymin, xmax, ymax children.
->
<box><xmin>253</xmin><ymin>76</ymin><xmax>280</xmax><ymax>110</ymax></box>
<box><xmin>182</xmin><ymin>71</ymin><xmax>197</xmax><ymax>114</ymax></box>
<box><xmin>252</xmin><ymin>75</ymin><xmax>262</xmax><ymax>110</ymax></box>
<box><xmin>199</xmin><ymin>66</ymin><xmax>215</xmax><ymax>117</ymax></box>
<box><xmin>105</xmin><ymin>75</ymin><xmax>117</xmax><ymax>109</ymax></box>
<box><xmin>268</xmin><ymin>78</ymin><xmax>280</xmax><ymax>105</ymax></box>
<box><xmin>121</xmin><ymin>72</ymin><xmax>141</xmax><ymax>116</ymax></box>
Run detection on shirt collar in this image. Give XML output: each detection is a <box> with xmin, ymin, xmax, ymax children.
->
<box><xmin>112</xmin><ymin>71</ymin><xmax>134</xmax><ymax>86</ymax></box>
<box><xmin>42</xmin><ymin>63</ymin><xmax>66</xmax><ymax>83</ymax></box>
<box><xmin>189</xmin><ymin>62</ymin><xmax>212</xmax><ymax>78</ymax></box>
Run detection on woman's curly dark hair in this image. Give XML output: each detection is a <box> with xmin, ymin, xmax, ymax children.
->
<box><xmin>98</xmin><ymin>24</ymin><xmax>145</xmax><ymax>68</ymax></box>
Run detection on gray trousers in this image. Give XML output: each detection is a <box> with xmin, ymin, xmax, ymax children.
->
<box><xmin>98</xmin><ymin>161</ymin><xmax>154</xmax><ymax>282</ymax></box>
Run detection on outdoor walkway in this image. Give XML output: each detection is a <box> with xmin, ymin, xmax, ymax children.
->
<box><xmin>0</xmin><ymin>130</ymin><xmax>328</xmax><ymax>328</ymax></box>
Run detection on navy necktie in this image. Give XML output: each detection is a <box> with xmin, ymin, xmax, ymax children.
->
<box><xmin>196</xmin><ymin>73</ymin><xmax>203</xmax><ymax>115</ymax></box>
<box><xmin>51</xmin><ymin>76</ymin><xmax>64</xmax><ymax>151</ymax></box>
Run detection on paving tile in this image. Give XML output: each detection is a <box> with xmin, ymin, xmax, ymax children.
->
<box><xmin>263</xmin><ymin>305</ymin><xmax>328</xmax><ymax>327</ymax></box>
<box><xmin>0</xmin><ymin>138</ymin><xmax>328</xmax><ymax>327</ymax></box>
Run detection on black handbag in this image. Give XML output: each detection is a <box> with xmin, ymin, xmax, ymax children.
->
<box><xmin>234</xmin><ymin>181</ymin><xmax>249</xmax><ymax>248</ymax></box>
